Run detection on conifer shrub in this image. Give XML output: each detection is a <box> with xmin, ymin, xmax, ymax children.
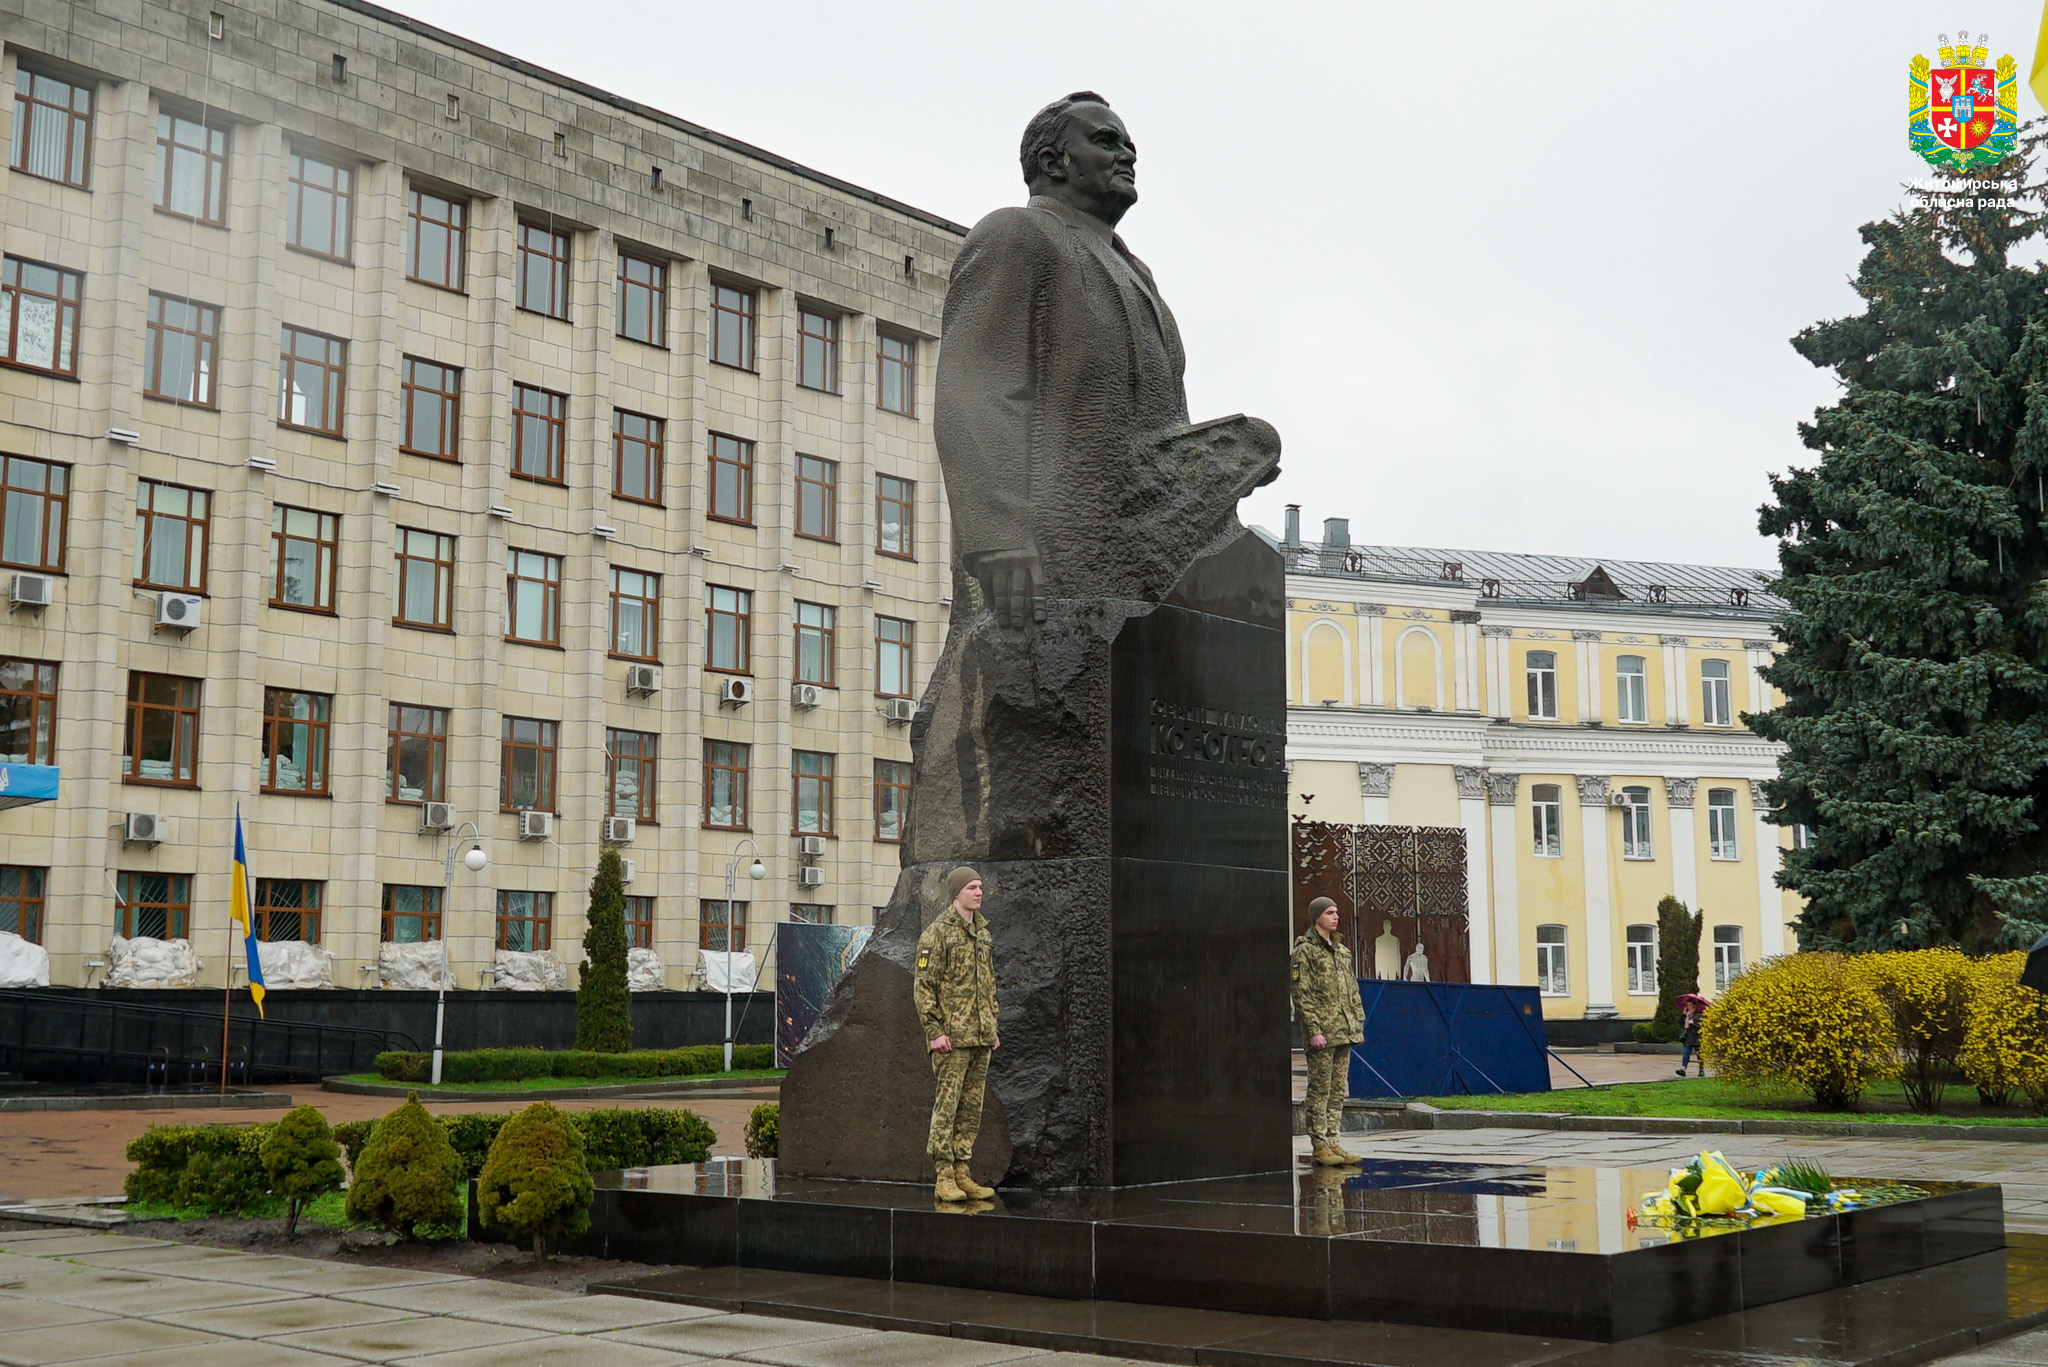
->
<box><xmin>476</xmin><ymin>1101</ymin><xmax>592</xmax><ymax>1255</ymax></box>
<box><xmin>576</xmin><ymin>848</ymin><xmax>632</xmax><ymax>1052</ymax></box>
<box><xmin>333</xmin><ymin>1120</ymin><xmax>375</xmax><ymax>1176</ymax></box>
<box><xmin>260</xmin><ymin>1104</ymin><xmax>346</xmax><ymax>1235</ymax></box>
<box><xmin>1847</xmin><ymin>948</ymin><xmax>1974</xmax><ymax>1112</ymax></box>
<box><xmin>1960</xmin><ymin>952</ymin><xmax>2048</xmax><ymax>1110</ymax></box>
<box><xmin>1698</xmin><ymin>952</ymin><xmax>1896</xmax><ymax>1110</ymax></box>
<box><xmin>344</xmin><ymin>1093</ymin><xmax>465</xmax><ymax>1239</ymax></box>
<box><xmin>744</xmin><ymin>1103</ymin><xmax>779</xmax><ymax>1159</ymax></box>
<box><xmin>1645</xmin><ymin>896</ymin><xmax>1703</xmax><ymax>1043</ymax></box>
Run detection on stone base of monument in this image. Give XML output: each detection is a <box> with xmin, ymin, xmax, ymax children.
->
<box><xmin>574</xmin><ymin>1157</ymin><xmax>2003</xmax><ymax>1343</ymax></box>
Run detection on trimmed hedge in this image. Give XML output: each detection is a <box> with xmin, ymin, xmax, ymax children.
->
<box><xmin>374</xmin><ymin>1043</ymin><xmax>773</xmax><ymax>1084</ymax></box>
<box><xmin>334</xmin><ymin>1107</ymin><xmax>715</xmax><ymax>1180</ymax></box>
<box><xmin>125</xmin><ymin>1123</ymin><xmax>273</xmax><ymax>1213</ymax></box>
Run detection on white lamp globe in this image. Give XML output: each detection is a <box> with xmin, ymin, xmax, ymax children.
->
<box><xmin>748</xmin><ymin>858</ymin><xmax>767</xmax><ymax>881</ymax></box>
<box><xmin>463</xmin><ymin>845</ymin><xmax>488</xmax><ymax>872</ymax></box>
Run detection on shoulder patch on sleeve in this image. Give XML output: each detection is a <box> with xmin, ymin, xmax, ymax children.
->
<box><xmin>917</xmin><ymin>948</ymin><xmax>931</xmax><ymax>971</ymax></box>
<box><xmin>1290</xmin><ymin>964</ymin><xmax>1300</xmax><ymax>984</ymax></box>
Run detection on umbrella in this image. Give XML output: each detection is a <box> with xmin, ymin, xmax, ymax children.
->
<box><xmin>2021</xmin><ymin>932</ymin><xmax>2048</xmax><ymax>993</ymax></box>
<box><xmin>1674</xmin><ymin>993</ymin><xmax>1710</xmax><ymax>1012</ymax></box>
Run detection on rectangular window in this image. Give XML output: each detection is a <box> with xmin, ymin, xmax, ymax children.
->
<box><xmin>609</xmin><ymin>567</ymin><xmax>659</xmax><ymax>660</ymax></box>
<box><xmin>1525</xmin><ymin>650</ymin><xmax>1558</xmax><ymax>720</ymax></box>
<box><xmin>500</xmin><ymin>716</ymin><xmax>559</xmax><ymax>812</ymax></box>
<box><xmin>795</xmin><ymin>601</ymin><xmax>835</xmax><ymax>686</ymax></box>
<box><xmin>1531</xmin><ymin>783</ymin><xmax>1562</xmax><ymax>857</ymax></box>
<box><xmin>517</xmin><ymin>221</ymin><xmax>571</xmax><ymax>319</ymax></box>
<box><xmin>401</xmin><ymin>358</ymin><xmax>461</xmax><ymax>460</ymax></box>
<box><xmin>703</xmin><ymin>740</ymin><xmax>750</xmax><ymax>829</ymax></box>
<box><xmin>706</xmin><ymin>585</ymin><xmax>752</xmax><ymax>673</ymax></box>
<box><xmin>1707</xmin><ymin>787</ymin><xmax>1739</xmax><ymax>860</ymax></box>
<box><xmin>876</xmin><ymin>616</ymin><xmax>914</xmax><ymax>698</ymax></box>
<box><xmin>797</xmin><ymin>306</ymin><xmax>839</xmax><ymax>392</ymax></box>
<box><xmin>496</xmin><ymin>890</ymin><xmax>553</xmax><ymax>952</ymax></box>
<box><xmin>1625</xmin><ymin>924</ymin><xmax>1656</xmax><ymax>995</ymax></box>
<box><xmin>708</xmin><ymin>432</ymin><xmax>754</xmax><ymax>523</ymax></box>
<box><xmin>617</xmin><ymin>252</ymin><xmax>666</xmax><ymax>346</ymax></box>
<box><xmin>710</xmin><ymin>282</ymin><xmax>756</xmax><ymax>369</ymax></box>
<box><xmin>124</xmin><ymin>672</ymin><xmax>200</xmax><ymax>785</ymax></box>
<box><xmin>1701</xmin><ymin>659</ymin><xmax>1732</xmax><ymax>727</ymax></box>
<box><xmin>278</xmin><ymin>325</ymin><xmax>347</xmax><ymax>435</ymax></box>
<box><xmin>625</xmin><ymin>895</ymin><xmax>654</xmax><ymax>950</ymax></box>
<box><xmin>254</xmin><ymin>878</ymin><xmax>322</xmax><ymax>942</ymax></box>
<box><xmin>1</xmin><ymin>257</ymin><xmax>81</xmax><ymax>376</ymax></box>
<box><xmin>877</xmin><ymin>332</ymin><xmax>916</xmax><ymax>416</ymax></box>
<box><xmin>1619</xmin><ymin>784</ymin><xmax>1653</xmax><ymax>860</ymax></box>
<box><xmin>876</xmin><ymin>475</ymin><xmax>915</xmax><ymax>559</ymax></box>
<box><xmin>154</xmin><ymin>110</ymin><xmax>226</xmax><ymax>225</ymax></box>
<box><xmin>0</xmin><ymin>866</ymin><xmax>45</xmax><ymax>943</ymax></box>
<box><xmin>1713</xmin><ymin>926</ymin><xmax>1745</xmax><ymax>991</ymax></box>
<box><xmin>260</xmin><ymin>688</ymin><xmax>331</xmax><ymax>795</ymax></box>
<box><xmin>612</xmin><ymin>409</ymin><xmax>663</xmax><ymax>504</ymax></box>
<box><xmin>392</xmin><ymin>527</ymin><xmax>455</xmax><ymax>629</ymax></box>
<box><xmin>1791</xmin><ymin>823</ymin><xmax>1814</xmax><ymax>851</ymax></box>
<box><xmin>270</xmin><ymin>505</ymin><xmax>338</xmax><ymax>611</ymax></box>
<box><xmin>794</xmin><ymin>750</ymin><xmax>835</xmax><ymax>835</ymax></box>
<box><xmin>0</xmin><ymin>658</ymin><xmax>58</xmax><ymax>765</ymax></box>
<box><xmin>286</xmin><ymin>150</ymin><xmax>353</xmax><ymax>260</ymax></box>
<box><xmin>0</xmin><ymin>455</ymin><xmax>68</xmax><ymax>572</ymax></box>
<box><xmin>133</xmin><ymin>480</ymin><xmax>209</xmax><ymax>592</ymax></box>
<box><xmin>381</xmin><ymin>884</ymin><xmax>443</xmax><ymax>943</ymax></box>
<box><xmin>11</xmin><ymin>69</ymin><xmax>92</xmax><ymax>188</ymax></box>
<box><xmin>1535</xmin><ymin>924</ymin><xmax>1568</xmax><ymax>996</ymax></box>
<box><xmin>116</xmin><ymin>872</ymin><xmax>190</xmax><ymax>940</ymax></box>
<box><xmin>386</xmin><ymin>703</ymin><xmax>448</xmax><ymax>803</ymax></box>
<box><xmin>700</xmin><ymin>899</ymin><xmax>747</xmax><ymax>952</ymax></box>
<box><xmin>1616</xmin><ymin>655</ymin><xmax>1648</xmax><ymax>724</ymax></box>
<box><xmin>144</xmin><ymin>293</ymin><xmax>218</xmax><ymax>407</ymax></box>
<box><xmin>406</xmin><ymin>187</ymin><xmax>467</xmax><ymax>291</ymax></box>
<box><xmin>791</xmin><ymin>904</ymin><xmax>833</xmax><ymax>925</ymax></box>
<box><xmin>505</xmin><ymin>549</ymin><xmax>562</xmax><ymax>645</ymax></box>
<box><xmin>875</xmin><ymin>759</ymin><xmax>911</xmax><ymax>843</ymax></box>
<box><xmin>795</xmin><ymin>454</ymin><xmax>838</xmax><ymax>541</ymax></box>
<box><xmin>512</xmin><ymin>383</ymin><xmax>567</xmax><ymax>483</ymax></box>
<box><xmin>608</xmin><ymin>728</ymin><xmax>658</xmax><ymax>822</ymax></box>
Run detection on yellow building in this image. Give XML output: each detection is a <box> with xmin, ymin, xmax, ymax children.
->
<box><xmin>1280</xmin><ymin>510</ymin><xmax>1796</xmax><ymax>1022</ymax></box>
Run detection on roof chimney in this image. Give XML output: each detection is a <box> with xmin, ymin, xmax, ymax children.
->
<box><xmin>1283</xmin><ymin>504</ymin><xmax>1301</xmax><ymax>547</ymax></box>
<box><xmin>1323</xmin><ymin>517</ymin><xmax>1350</xmax><ymax>549</ymax></box>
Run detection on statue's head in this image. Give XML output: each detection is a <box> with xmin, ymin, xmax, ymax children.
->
<box><xmin>1020</xmin><ymin>92</ymin><xmax>1136</xmax><ymax>226</ymax></box>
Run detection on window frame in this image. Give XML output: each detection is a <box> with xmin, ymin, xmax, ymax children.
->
<box><xmin>123</xmin><ymin>672</ymin><xmax>201</xmax><ymax>787</ymax></box>
<box><xmin>499</xmin><ymin>715</ymin><xmax>560</xmax><ymax>813</ymax></box>
<box><xmin>1</xmin><ymin>256</ymin><xmax>82</xmax><ymax>377</ymax></box>
<box><xmin>277</xmin><ymin>325</ymin><xmax>347</xmax><ymax>436</ymax></box>
<box><xmin>795</xmin><ymin>454</ymin><xmax>838</xmax><ymax>542</ymax></box>
<box><xmin>516</xmin><ymin>220</ymin><xmax>572</xmax><ymax>320</ymax></box>
<box><xmin>607</xmin><ymin>727</ymin><xmax>658</xmax><ymax>823</ymax></box>
<box><xmin>1525</xmin><ymin>650</ymin><xmax>1559</xmax><ymax>720</ymax></box>
<box><xmin>624</xmin><ymin>895</ymin><xmax>654</xmax><ymax>950</ymax></box>
<box><xmin>608</xmin><ymin>566</ymin><xmax>660</xmax><ymax>661</ymax></box>
<box><xmin>876</xmin><ymin>615</ymin><xmax>914</xmax><ymax>699</ymax></box>
<box><xmin>874</xmin><ymin>759</ymin><xmax>911</xmax><ymax>843</ymax></box>
<box><xmin>405</xmin><ymin>186</ymin><xmax>467</xmax><ymax>292</ymax></box>
<box><xmin>700</xmin><ymin>898</ymin><xmax>747</xmax><ymax>952</ymax></box>
<box><xmin>703</xmin><ymin>740</ymin><xmax>751</xmax><ymax>830</ymax></box>
<box><xmin>260</xmin><ymin>687</ymin><xmax>332</xmax><ymax>796</ymax></box>
<box><xmin>706</xmin><ymin>585</ymin><xmax>752</xmax><ymax>674</ymax></box>
<box><xmin>269</xmin><ymin>504</ymin><xmax>339</xmax><ymax>612</ymax></box>
<box><xmin>1625</xmin><ymin>923</ymin><xmax>1657</xmax><ymax>996</ymax></box>
<box><xmin>504</xmin><ymin>548</ymin><xmax>563</xmax><ymax>646</ymax></box>
<box><xmin>612</xmin><ymin>409</ymin><xmax>663</xmax><ymax>505</ymax></box>
<box><xmin>143</xmin><ymin>293</ymin><xmax>219</xmax><ymax>408</ymax></box>
<box><xmin>1701</xmin><ymin>659</ymin><xmax>1733</xmax><ymax>727</ymax></box>
<box><xmin>1618</xmin><ymin>784</ymin><xmax>1653</xmax><ymax>860</ymax></box>
<box><xmin>1615</xmin><ymin>654</ymin><xmax>1648</xmax><ymax>724</ymax></box>
<box><xmin>252</xmin><ymin>877</ymin><xmax>323</xmax><ymax>942</ymax></box>
<box><xmin>1530</xmin><ymin>783</ymin><xmax>1563</xmax><ymax>857</ymax></box>
<box><xmin>400</xmin><ymin>357</ymin><xmax>461</xmax><ymax>461</ymax></box>
<box><xmin>0</xmin><ymin>455</ymin><xmax>69</xmax><ymax>573</ymax></box>
<box><xmin>285</xmin><ymin>149</ymin><xmax>354</xmax><ymax>262</ymax></box>
<box><xmin>1712</xmin><ymin>925</ymin><xmax>1745</xmax><ymax>991</ymax></box>
<box><xmin>0</xmin><ymin>658</ymin><xmax>59</xmax><ymax>766</ymax></box>
<box><xmin>794</xmin><ymin>601</ymin><xmax>836</xmax><ymax>687</ymax></box>
<box><xmin>877</xmin><ymin>331</ymin><xmax>916</xmax><ymax>416</ymax></box>
<box><xmin>153</xmin><ymin>108</ymin><xmax>227</xmax><ymax>226</ymax></box>
<box><xmin>495</xmin><ymin>889</ymin><xmax>553</xmax><ymax>952</ymax></box>
<box><xmin>791</xmin><ymin>903</ymin><xmax>834</xmax><ymax>925</ymax></box>
<box><xmin>1707</xmin><ymin>787</ymin><xmax>1740</xmax><ymax>860</ymax></box>
<box><xmin>793</xmin><ymin>750</ymin><xmax>835</xmax><ymax>836</ymax></box>
<box><xmin>797</xmin><ymin>305</ymin><xmax>840</xmax><ymax>393</ymax></box>
<box><xmin>709</xmin><ymin>281</ymin><xmax>757</xmax><ymax>370</ymax></box>
<box><xmin>616</xmin><ymin>251</ymin><xmax>667</xmax><ymax>347</ymax></box>
<box><xmin>386</xmin><ymin>702</ymin><xmax>449</xmax><ymax>804</ymax></box>
<box><xmin>381</xmin><ymin>883</ymin><xmax>443</xmax><ymax>943</ymax></box>
<box><xmin>0</xmin><ymin>865</ymin><xmax>46</xmax><ymax>943</ymax></box>
<box><xmin>707</xmin><ymin>432</ymin><xmax>754</xmax><ymax>525</ymax></box>
<box><xmin>115</xmin><ymin>871</ymin><xmax>191</xmax><ymax>940</ymax></box>
<box><xmin>875</xmin><ymin>474</ymin><xmax>915</xmax><ymax>560</ymax></box>
<box><xmin>133</xmin><ymin>479</ymin><xmax>211</xmax><ymax>594</ymax></box>
<box><xmin>392</xmin><ymin>527</ymin><xmax>456</xmax><ymax>631</ymax></box>
<box><xmin>11</xmin><ymin>68</ymin><xmax>93</xmax><ymax>189</ymax></box>
<box><xmin>511</xmin><ymin>383</ymin><xmax>567</xmax><ymax>484</ymax></box>
<box><xmin>1535</xmin><ymin>924</ymin><xmax>1569</xmax><ymax>996</ymax></box>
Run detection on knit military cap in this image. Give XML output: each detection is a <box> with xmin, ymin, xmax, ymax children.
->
<box><xmin>946</xmin><ymin>867</ymin><xmax>984</xmax><ymax>902</ymax></box>
<box><xmin>1309</xmin><ymin>897</ymin><xmax>1336</xmax><ymax>914</ymax></box>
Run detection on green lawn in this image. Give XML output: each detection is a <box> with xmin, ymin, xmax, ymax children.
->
<box><xmin>341</xmin><ymin>1067</ymin><xmax>784</xmax><ymax>1091</ymax></box>
<box><xmin>1419</xmin><ymin>1076</ymin><xmax>2048</xmax><ymax>1126</ymax></box>
<box><xmin>125</xmin><ymin>1189</ymin><xmax>353</xmax><ymax>1228</ymax></box>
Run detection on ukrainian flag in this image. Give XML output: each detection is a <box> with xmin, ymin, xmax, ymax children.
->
<box><xmin>231</xmin><ymin>804</ymin><xmax>266</xmax><ymax>1018</ymax></box>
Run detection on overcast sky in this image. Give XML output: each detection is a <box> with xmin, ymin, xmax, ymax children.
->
<box><xmin>386</xmin><ymin>0</ymin><xmax>2040</xmax><ymax>572</ymax></box>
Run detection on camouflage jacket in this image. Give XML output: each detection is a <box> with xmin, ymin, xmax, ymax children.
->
<box><xmin>914</xmin><ymin>909</ymin><xmax>998</xmax><ymax>1046</ymax></box>
<box><xmin>1291</xmin><ymin>928</ymin><xmax>1365</xmax><ymax>1044</ymax></box>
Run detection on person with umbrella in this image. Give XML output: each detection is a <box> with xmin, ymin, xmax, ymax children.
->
<box><xmin>1675</xmin><ymin>993</ymin><xmax>1709</xmax><ymax>1079</ymax></box>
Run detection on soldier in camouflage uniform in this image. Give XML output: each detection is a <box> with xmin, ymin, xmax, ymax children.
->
<box><xmin>915</xmin><ymin>866</ymin><xmax>1001</xmax><ymax>1201</ymax></box>
<box><xmin>1292</xmin><ymin>896</ymin><xmax>1365</xmax><ymax>1166</ymax></box>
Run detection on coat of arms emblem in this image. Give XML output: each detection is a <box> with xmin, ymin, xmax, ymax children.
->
<box><xmin>1910</xmin><ymin>31</ymin><xmax>2017</xmax><ymax>172</ymax></box>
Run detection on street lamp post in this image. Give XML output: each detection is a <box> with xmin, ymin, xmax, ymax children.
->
<box><xmin>435</xmin><ymin>823</ymin><xmax>489</xmax><ymax>1087</ymax></box>
<box><xmin>722</xmin><ymin>840</ymin><xmax>767</xmax><ymax>1071</ymax></box>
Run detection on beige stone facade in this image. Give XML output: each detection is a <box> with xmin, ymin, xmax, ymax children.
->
<box><xmin>0</xmin><ymin>0</ymin><xmax>962</xmax><ymax>989</ymax></box>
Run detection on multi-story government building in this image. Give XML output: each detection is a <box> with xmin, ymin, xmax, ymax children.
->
<box><xmin>1279</xmin><ymin>509</ymin><xmax>1797</xmax><ymax>1024</ymax></box>
<box><xmin>0</xmin><ymin>0</ymin><xmax>964</xmax><ymax>991</ymax></box>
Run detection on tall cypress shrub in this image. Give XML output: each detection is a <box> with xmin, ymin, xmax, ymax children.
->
<box><xmin>576</xmin><ymin>846</ymin><xmax>632</xmax><ymax>1052</ymax></box>
<box><xmin>1651</xmin><ymin>896</ymin><xmax>1703</xmax><ymax>1040</ymax></box>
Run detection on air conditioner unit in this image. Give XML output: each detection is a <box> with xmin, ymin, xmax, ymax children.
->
<box><xmin>1608</xmin><ymin>792</ymin><xmax>1633</xmax><ymax>807</ymax></box>
<box><xmin>791</xmin><ymin>684</ymin><xmax>823</xmax><ymax>709</ymax></box>
<box><xmin>796</xmin><ymin>866</ymin><xmax>826</xmax><ymax>887</ymax></box>
<box><xmin>123</xmin><ymin>812</ymin><xmax>165</xmax><ymax>845</ymax></box>
<box><xmin>626</xmin><ymin>665</ymin><xmax>662</xmax><ymax>696</ymax></box>
<box><xmin>419</xmin><ymin>801</ymin><xmax>456</xmax><ymax>832</ymax></box>
<box><xmin>603</xmin><ymin>816</ymin><xmax>637</xmax><ymax>844</ymax></box>
<box><xmin>883</xmin><ymin>698</ymin><xmax>917</xmax><ymax>724</ymax></box>
<box><xmin>517</xmin><ymin>810</ymin><xmax>554</xmax><ymax>841</ymax></box>
<box><xmin>621</xmin><ymin>858</ymin><xmax>637</xmax><ymax>885</ymax></box>
<box><xmin>797</xmin><ymin>835</ymin><xmax>827</xmax><ymax>858</ymax></box>
<box><xmin>10</xmin><ymin>573</ymin><xmax>52</xmax><ymax>607</ymax></box>
<box><xmin>719</xmin><ymin>677</ymin><xmax>753</xmax><ymax>706</ymax></box>
<box><xmin>155</xmin><ymin>592</ymin><xmax>203</xmax><ymax>631</ymax></box>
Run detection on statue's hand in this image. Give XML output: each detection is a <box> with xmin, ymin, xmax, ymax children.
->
<box><xmin>968</xmin><ymin>549</ymin><xmax>1043</xmax><ymax>630</ymax></box>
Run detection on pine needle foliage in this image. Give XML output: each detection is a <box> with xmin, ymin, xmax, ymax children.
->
<box><xmin>1649</xmin><ymin>896</ymin><xmax>1704</xmax><ymax>1040</ymax></box>
<box><xmin>1755</xmin><ymin>137</ymin><xmax>2048</xmax><ymax>953</ymax></box>
<box><xmin>476</xmin><ymin>1100</ymin><xmax>592</xmax><ymax>1256</ymax></box>
<box><xmin>343</xmin><ymin>1092</ymin><xmax>465</xmax><ymax>1239</ymax></box>
<box><xmin>259</xmin><ymin>1103</ymin><xmax>344</xmax><ymax>1235</ymax></box>
<box><xmin>576</xmin><ymin>847</ymin><xmax>632</xmax><ymax>1053</ymax></box>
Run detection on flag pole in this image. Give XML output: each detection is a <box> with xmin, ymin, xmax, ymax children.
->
<box><xmin>221</xmin><ymin>914</ymin><xmax>232</xmax><ymax>1093</ymax></box>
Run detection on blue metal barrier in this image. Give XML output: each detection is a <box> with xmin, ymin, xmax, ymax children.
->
<box><xmin>1345</xmin><ymin>979</ymin><xmax>1550</xmax><ymax>1099</ymax></box>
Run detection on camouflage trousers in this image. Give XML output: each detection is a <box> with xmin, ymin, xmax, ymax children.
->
<box><xmin>1303</xmin><ymin>1042</ymin><xmax>1350</xmax><ymax>1144</ymax></box>
<box><xmin>928</xmin><ymin>1045</ymin><xmax>990</xmax><ymax>1163</ymax></box>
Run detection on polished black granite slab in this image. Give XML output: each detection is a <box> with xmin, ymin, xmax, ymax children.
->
<box><xmin>576</xmin><ymin>1157</ymin><xmax>2006</xmax><ymax>1342</ymax></box>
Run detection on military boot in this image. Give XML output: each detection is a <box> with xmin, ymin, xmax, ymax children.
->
<box><xmin>953</xmin><ymin>1164</ymin><xmax>995</xmax><ymax>1199</ymax></box>
<box><xmin>1311</xmin><ymin>1143</ymin><xmax>1353</xmax><ymax>1166</ymax></box>
<box><xmin>934</xmin><ymin>1162</ymin><xmax>969</xmax><ymax>1202</ymax></box>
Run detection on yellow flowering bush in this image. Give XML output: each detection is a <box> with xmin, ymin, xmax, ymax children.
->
<box><xmin>1845</xmin><ymin>949</ymin><xmax>1973</xmax><ymax>1113</ymax></box>
<box><xmin>1698</xmin><ymin>952</ymin><xmax>1897</xmax><ymax>1110</ymax></box>
<box><xmin>1959</xmin><ymin>952</ymin><xmax>2043</xmax><ymax>1110</ymax></box>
